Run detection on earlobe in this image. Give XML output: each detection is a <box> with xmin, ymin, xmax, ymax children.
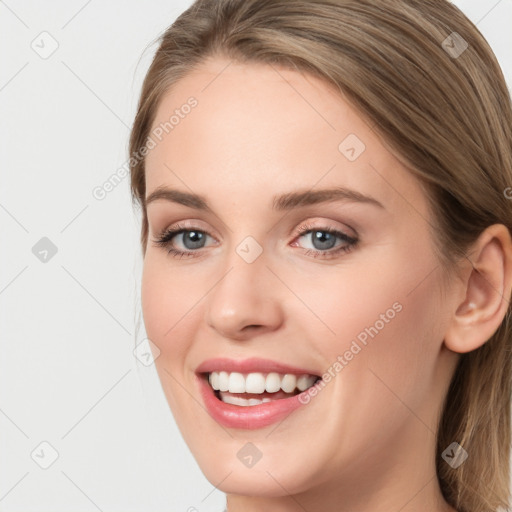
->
<box><xmin>444</xmin><ymin>224</ymin><xmax>512</xmax><ymax>354</ymax></box>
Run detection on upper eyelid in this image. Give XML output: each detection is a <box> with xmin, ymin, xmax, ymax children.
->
<box><xmin>153</xmin><ymin>220</ymin><xmax>216</xmax><ymax>238</ymax></box>
<box><xmin>157</xmin><ymin>216</ymin><xmax>357</xmax><ymax>235</ymax></box>
<box><xmin>295</xmin><ymin>221</ymin><xmax>357</xmax><ymax>238</ymax></box>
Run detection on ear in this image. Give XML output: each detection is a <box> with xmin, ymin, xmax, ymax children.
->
<box><xmin>444</xmin><ymin>224</ymin><xmax>512</xmax><ymax>354</ymax></box>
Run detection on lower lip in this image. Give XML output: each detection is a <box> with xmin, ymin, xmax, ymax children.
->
<box><xmin>197</xmin><ymin>374</ymin><xmax>311</xmax><ymax>429</ymax></box>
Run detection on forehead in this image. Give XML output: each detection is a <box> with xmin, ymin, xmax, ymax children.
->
<box><xmin>144</xmin><ymin>57</ymin><xmax>424</xmax><ymax>216</ymax></box>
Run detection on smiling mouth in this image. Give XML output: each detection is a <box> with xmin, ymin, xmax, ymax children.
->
<box><xmin>204</xmin><ymin>371</ymin><xmax>321</xmax><ymax>406</ymax></box>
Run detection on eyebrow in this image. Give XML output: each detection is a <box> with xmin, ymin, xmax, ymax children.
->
<box><xmin>145</xmin><ymin>186</ymin><xmax>384</xmax><ymax>211</ymax></box>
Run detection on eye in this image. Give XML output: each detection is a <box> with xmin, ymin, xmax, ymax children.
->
<box><xmin>292</xmin><ymin>222</ymin><xmax>358</xmax><ymax>259</ymax></box>
<box><xmin>152</xmin><ymin>223</ymin><xmax>215</xmax><ymax>259</ymax></box>
<box><xmin>151</xmin><ymin>221</ymin><xmax>359</xmax><ymax>260</ymax></box>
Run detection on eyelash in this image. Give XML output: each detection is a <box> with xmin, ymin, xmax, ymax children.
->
<box><xmin>152</xmin><ymin>222</ymin><xmax>358</xmax><ymax>260</ymax></box>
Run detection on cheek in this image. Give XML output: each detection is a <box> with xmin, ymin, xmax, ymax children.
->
<box><xmin>362</xmin><ymin>271</ymin><xmax>445</xmax><ymax>397</ymax></box>
<box><xmin>290</xmin><ymin>240</ymin><xmax>444</xmax><ymax>400</ymax></box>
<box><xmin>141</xmin><ymin>255</ymin><xmax>194</xmax><ymax>361</ymax></box>
<box><xmin>317</xmin><ymin>247</ymin><xmax>445</xmax><ymax>427</ymax></box>
<box><xmin>286</xmin><ymin>252</ymin><xmax>429</xmax><ymax>356</ymax></box>
<box><xmin>141</xmin><ymin>260</ymin><xmax>168</xmax><ymax>342</ymax></box>
<box><xmin>141</xmin><ymin>257</ymin><xmax>201</xmax><ymax>422</ymax></box>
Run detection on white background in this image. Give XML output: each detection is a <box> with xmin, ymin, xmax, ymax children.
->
<box><xmin>1</xmin><ymin>1</ymin><xmax>511</xmax><ymax>511</ymax></box>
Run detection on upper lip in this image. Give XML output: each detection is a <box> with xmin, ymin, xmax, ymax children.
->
<box><xmin>196</xmin><ymin>357</ymin><xmax>320</xmax><ymax>376</ymax></box>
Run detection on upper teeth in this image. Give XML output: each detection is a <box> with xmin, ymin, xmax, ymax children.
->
<box><xmin>208</xmin><ymin>371</ymin><xmax>317</xmax><ymax>394</ymax></box>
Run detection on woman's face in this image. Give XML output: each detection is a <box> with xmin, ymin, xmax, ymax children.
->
<box><xmin>141</xmin><ymin>56</ymin><xmax>459</xmax><ymax>500</ymax></box>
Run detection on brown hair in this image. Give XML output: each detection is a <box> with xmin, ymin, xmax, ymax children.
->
<box><xmin>129</xmin><ymin>1</ymin><xmax>512</xmax><ymax>510</ymax></box>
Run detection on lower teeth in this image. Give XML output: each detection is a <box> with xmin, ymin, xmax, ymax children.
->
<box><xmin>221</xmin><ymin>395</ymin><xmax>272</xmax><ymax>406</ymax></box>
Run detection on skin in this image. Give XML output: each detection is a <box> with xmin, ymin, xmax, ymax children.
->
<box><xmin>141</xmin><ymin>56</ymin><xmax>512</xmax><ymax>512</ymax></box>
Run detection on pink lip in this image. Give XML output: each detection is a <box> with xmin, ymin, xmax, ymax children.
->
<box><xmin>195</xmin><ymin>358</ymin><xmax>320</xmax><ymax>430</ymax></box>
<box><xmin>197</xmin><ymin>374</ymin><xmax>312</xmax><ymax>429</ymax></box>
<box><xmin>195</xmin><ymin>357</ymin><xmax>319</xmax><ymax>376</ymax></box>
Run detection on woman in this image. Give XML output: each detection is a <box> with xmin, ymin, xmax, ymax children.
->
<box><xmin>129</xmin><ymin>1</ymin><xmax>512</xmax><ymax>511</ymax></box>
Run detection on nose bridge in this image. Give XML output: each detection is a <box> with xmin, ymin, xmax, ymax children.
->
<box><xmin>204</xmin><ymin>237</ymin><xmax>283</xmax><ymax>338</ymax></box>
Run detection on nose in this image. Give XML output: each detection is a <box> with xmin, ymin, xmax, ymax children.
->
<box><xmin>204</xmin><ymin>253</ymin><xmax>285</xmax><ymax>341</ymax></box>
